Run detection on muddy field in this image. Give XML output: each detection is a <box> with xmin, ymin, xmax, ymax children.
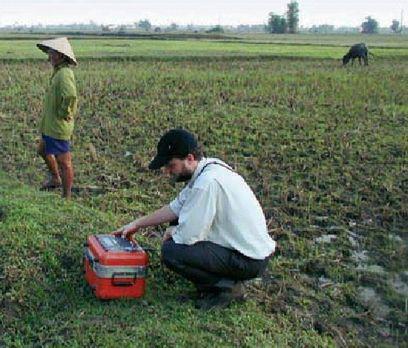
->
<box><xmin>0</xmin><ymin>36</ymin><xmax>407</xmax><ymax>346</ymax></box>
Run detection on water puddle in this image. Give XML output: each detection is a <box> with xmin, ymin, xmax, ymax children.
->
<box><xmin>351</xmin><ymin>250</ymin><xmax>369</xmax><ymax>263</ymax></box>
<box><xmin>314</xmin><ymin>234</ymin><xmax>337</xmax><ymax>243</ymax></box>
<box><xmin>358</xmin><ymin>287</ymin><xmax>391</xmax><ymax>319</ymax></box>
<box><xmin>347</xmin><ymin>222</ymin><xmax>408</xmax><ymax>322</ymax></box>
<box><xmin>389</xmin><ymin>275</ymin><xmax>408</xmax><ymax>297</ymax></box>
<box><xmin>356</xmin><ymin>264</ymin><xmax>386</xmax><ymax>275</ymax></box>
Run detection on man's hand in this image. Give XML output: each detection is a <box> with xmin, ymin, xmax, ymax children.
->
<box><xmin>113</xmin><ymin>221</ymin><xmax>139</xmax><ymax>239</ymax></box>
<box><xmin>112</xmin><ymin>205</ymin><xmax>177</xmax><ymax>240</ymax></box>
<box><xmin>162</xmin><ymin>226</ymin><xmax>176</xmax><ymax>242</ymax></box>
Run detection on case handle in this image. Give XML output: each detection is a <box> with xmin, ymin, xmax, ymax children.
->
<box><xmin>84</xmin><ymin>248</ymin><xmax>99</xmax><ymax>266</ymax></box>
<box><xmin>111</xmin><ymin>272</ymin><xmax>137</xmax><ymax>287</ymax></box>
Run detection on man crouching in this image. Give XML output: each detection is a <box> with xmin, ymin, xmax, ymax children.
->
<box><xmin>114</xmin><ymin>129</ymin><xmax>275</xmax><ymax>310</ymax></box>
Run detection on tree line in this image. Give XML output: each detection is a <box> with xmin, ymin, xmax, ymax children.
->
<box><xmin>2</xmin><ymin>3</ymin><xmax>405</xmax><ymax>35</ymax></box>
<box><xmin>267</xmin><ymin>1</ymin><xmax>403</xmax><ymax>34</ymax></box>
<box><xmin>266</xmin><ymin>1</ymin><xmax>299</xmax><ymax>34</ymax></box>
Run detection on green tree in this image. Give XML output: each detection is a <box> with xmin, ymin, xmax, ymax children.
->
<box><xmin>267</xmin><ymin>12</ymin><xmax>287</xmax><ymax>34</ymax></box>
<box><xmin>286</xmin><ymin>1</ymin><xmax>299</xmax><ymax>34</ymax></box>
<box><xmin>118</xmin><ymin>25</ymin><xmax>126</xmax><ymax>34</ymax></box>
<box><xmin>361</xmin><ymin>16</ymin><xmax>379</xmax><ymax>34</ymax></box>
<box><xmin>137</xmin><ymin>19</ymin><xmax>152</xmax><ymax>32</ymax></box>
<box><xmin>206</xmin><ymin>25</ymin><xmax>224</xmax><ymax>33</ymax></box>
<box><xmin>309</xmin><ymin>24</ymin><xmax>334</xmax><ymax>34</ymax></box>
<box><xmin>169</xmin><ymin>23</ymin><xmax>179</xmax><ymax>31</ymax></box>
<box><xmin>101</xmin><ymin>25</ymin><xmax>111</xmax><ymax>32</ymax></box>
<box><xmin>390</xmin><ymin>19</ymin><xmax>401</xmax><ymax>33</ymax></box>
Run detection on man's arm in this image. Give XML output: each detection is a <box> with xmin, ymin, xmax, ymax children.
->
<box><xmin>57</xmin><ymin>70</ymin><xmax>77</xmax><ymax>121</ymax></box>
<box><xmin>113</xmin><ymin>205</ymin><xmax>177</xmax><ymax>239</ymax></box>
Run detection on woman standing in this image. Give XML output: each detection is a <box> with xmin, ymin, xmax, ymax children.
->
<box><xmin>37</xmin><ymin>37</ymin><xmax>78</xmax><ymax>199</ymax></box>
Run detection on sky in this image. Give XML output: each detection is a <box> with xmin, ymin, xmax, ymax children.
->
<box><xmin>0</xmin><ymin>0</ymin><xmax>406</xmax><ymax>27</ymax></box>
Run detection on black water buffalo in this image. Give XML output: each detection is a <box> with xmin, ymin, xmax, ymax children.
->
<box><xmin>342</xmin><ymin>43</ymin><xmax>371</xmax><ymax>66</ymax></box>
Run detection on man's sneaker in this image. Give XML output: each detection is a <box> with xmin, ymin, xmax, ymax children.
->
<box><xmin>194</xmin><ymin>291</ymin><xmax>233</xmax><ymax>310</ymax></box>
<box><xmin>176</xmin><ymin>290</ymin><xmax>207</xmax><ymax>303</ymax></box>
<box><xmin>194</xmin><ymin>282</ymin><xmax>246</xmax><ymax>310</ymax></box>
<box><xmin>230</xmin><ymin>281</ymin><xmax>247</xmax><ymax>300</ymax></box>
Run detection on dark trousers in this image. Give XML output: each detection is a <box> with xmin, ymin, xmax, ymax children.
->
<box><xmin>161</xmin><ymin>239</ymin><xmax>270</xmax><ymax>292</ymax></box>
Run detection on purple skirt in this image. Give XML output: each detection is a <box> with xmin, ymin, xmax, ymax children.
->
<box><xmin>42</xmin><ymin>134</ymin><xmax>71</xmax><ymax>155</ymax></box>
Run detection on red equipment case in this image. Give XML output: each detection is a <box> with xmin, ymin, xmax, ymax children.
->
<box><xmin>84</xmin><ymin>234</ymin><xmax>148</xmax><ymax>299</ymax></box>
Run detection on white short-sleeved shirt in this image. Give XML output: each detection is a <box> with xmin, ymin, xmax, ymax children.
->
<box><xmin>169</xmin><ymin>157</ymin><xmax>276</xmax><ymax>260</ymax></box>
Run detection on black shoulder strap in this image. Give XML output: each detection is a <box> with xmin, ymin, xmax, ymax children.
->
<box><xmin>188</xmin><ymin>161</ymin><xmax>235</xmax><ymax>188</ymax></box>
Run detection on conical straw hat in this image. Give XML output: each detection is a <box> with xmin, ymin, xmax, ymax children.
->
<box><xmin>37</xmin><ymin>37</ymin><xmax>77</xmax><ymax>65</ymax></box>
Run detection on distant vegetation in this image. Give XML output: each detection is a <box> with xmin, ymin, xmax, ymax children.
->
<box><xmin>1</xmin><ymin>9</ymin><xmax>407</xmax><ymax>36</ymax></box>
<box><xmin>361</xmin><ymin>16</ymin><xmax>379</xmax><ymax>34</ymax></box>
<box><xmin>206</xmin><ymin>25</ymin><xmax>224</xmax><ymax>34</ymax></box>
<box><xmin>266</xmin><ymin>1</ymin><xmax>300</xmax><ymax>34</ymax></box>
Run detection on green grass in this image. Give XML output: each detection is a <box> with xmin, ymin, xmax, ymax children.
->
<box><xmin>1</xmin><ymin>37</ymin><xmax>408</xmax><ymax>61</ymax></box>
<box><xmin>0</xmin><ymin>34</ymin><xmax>407</xmax><ymax>346</ymax></box>
<box><xmin>0</xmin><ymin>172</ymin><xmax>334</xmax><ymax>347</ymax></box>
<box><xmin>1</xmin><ymin>31</ymin><xmax>408</xmax><ymax>46</ymax></box>
<box><xmin>239</xmin><ymin>33</ymin><xmax>408</xmax><ymax>47</ymax></box>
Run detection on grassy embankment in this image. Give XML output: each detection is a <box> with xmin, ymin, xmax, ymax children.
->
<box><xmin>3</xmin><ymin>172</ymin><xmax>330</xmax><ymax>347</ymax></box>
<box><xmin>0</xmin><ymin>34</ymin><xmax>407</xmax><ymax>347</ymax></box>
<box><xmin>1</xmin><ymin>35</ymin><xmax>408</xmax><ymax>62</ymax></box>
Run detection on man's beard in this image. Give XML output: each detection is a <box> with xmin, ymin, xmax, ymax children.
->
<box><xmin>171</xmin><ymin>172</ymin><xmax>193</xmax><ymax>183</ymax></box>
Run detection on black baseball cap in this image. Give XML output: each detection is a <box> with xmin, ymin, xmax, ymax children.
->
<box><xmin>148</xmin><ymin>129</ymin><xmax>199</xmax><ymax>170</ymax></box>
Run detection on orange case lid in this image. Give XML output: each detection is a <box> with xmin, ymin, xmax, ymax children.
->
<box><xmin>87</xmin><ymin>235</ymin><xmax>148</xmax><ymax>266</ymax></box>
